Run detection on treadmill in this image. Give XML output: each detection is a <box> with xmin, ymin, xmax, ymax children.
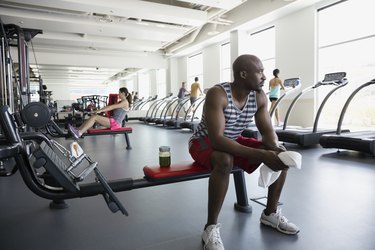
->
<box><xmin>319</xmin><ymin>79</ymin><xmax>375</xmax><ymax>156</ymax></box>
<box><xmin>241</xmin><ymin>77</ymin><xmax>302</xmax><ymax>139</ymax></box>
<box><xmin>276</xmin><ymin>72</ymin><xmax>349</xmax><ymax>147</ymax></box>
<box><xmin>179</xmin><ymin>97</ymin><xmax>206</xmax><ymax>132</ymax></box>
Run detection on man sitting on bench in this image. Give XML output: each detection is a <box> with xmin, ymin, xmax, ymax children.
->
<box><xmin>189</xmin><ymin>55</ymin><xmax>299</xmax><ymax>250</ymax></box>
<box><xmin>68</xmin><ymin>87</ymin><xmax>132</xmax><ymax>139</ymax></box>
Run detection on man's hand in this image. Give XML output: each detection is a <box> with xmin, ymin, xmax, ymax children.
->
<box><xmin>266</xmin><ymin>143</ymin><xmax>286</xmax><ymax>153</ymax></box>
<box><xmin>261</xmin><ymin>150</ymin><xmax>288</xmax><ymax>171</ymax></box>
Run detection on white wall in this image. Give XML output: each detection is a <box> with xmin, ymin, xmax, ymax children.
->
<box><xmin>171</xmin><ymin>4</ymin><xmax>319</xmax><ymax>127</ymax></box>
<box><xmin>168</xmin><ymin>57</ymin><xmax>179</xmax><ymax>97</ymax></box>
<box><xmin>275</xmin><ymin>5</ymin><xmax>317</xmax><ymax>127</ymax></box>
<box><xmin>48</xmin><ymin>85</ymin><xmax>72</xmax><ymax>101</ymax></box>
<box><xmin>202</xmin><ymin>43</ymin><xmax>221</xmax><ymax>89</ymax></box>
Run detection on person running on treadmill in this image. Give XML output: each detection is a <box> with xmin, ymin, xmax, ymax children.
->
<box><xmin>68</xmin><ymin>87</ymin><xmax>132</xmax><ymax>139</ymax></box>
<box><xmin>189</xmin><ymin>55</ymin><xmax>299</xmax><ymax>250</ymax></box>
<box><xmin>177</xmin><ymin>81</ymin><xmax>189</xmax><ymax>111</ymax></box>
<box><xmin>269</xmin><ymin>68</ymin><xmax>285</xmax><ymax>126</ymax></box>
<box><xmin>190</xmin><ymin>76</ymin><xmax>203</xmax><ymax>105</ymax></box>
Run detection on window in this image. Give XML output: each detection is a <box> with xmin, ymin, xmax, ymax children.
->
<box><xmin>220</xmin><ymin>42</ymin><xmax>231</xmax><ymax>82</ymax></box>
<box><xmin>138</xmin><ymin>71</ymin><xmax>150</xmax><ymax>101</ymax></box>
<box><xmin>187</xmin><ymin>52</ymin><xmax>203</xmax><ymax>89</ymax></box>
<box><xmin>318</xmin><ymin>0</ymin><xmax>375</xmax><ymax>130</ymax></box>
<box><xmin>156</xmin><ymin>68</ymin><xmax>167</xmax><ymax>98</ymax></box>
<box><xmin>126</xmin><ymin>79</ymin><xmax>134</xmax><ymax>94</ymax></box>
<box><xmin>249</xmin><ymin>26</ymin><xmax>275</xmax><ymax>92</ymax></box>
<box><xmin>69</xmin><ymin>85</ymin><xmax>118</xmax><ymax>101</ymax></box>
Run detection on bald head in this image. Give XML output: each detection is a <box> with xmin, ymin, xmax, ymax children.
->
<box><xmin>232</xmin><ymin>54</ymin><xmax>261</xmax><ymax>80</ymax></box>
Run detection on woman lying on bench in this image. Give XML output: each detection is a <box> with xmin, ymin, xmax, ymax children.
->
<box><xmin>68</xmin><ymin>87</ymin><xmax>132</xmax><ymax>139</ymax></box>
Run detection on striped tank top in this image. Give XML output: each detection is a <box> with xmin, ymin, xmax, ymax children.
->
<box><xmin>190</xmin><ymin>82</ymin><xmax>257</xmax><ymax>144</ymax></box>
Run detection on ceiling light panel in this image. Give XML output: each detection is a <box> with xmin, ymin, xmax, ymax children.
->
<box><xmin>177</xmin><ymin>0</ymin><xmax>246</xmax><ymax>10</ymax></box>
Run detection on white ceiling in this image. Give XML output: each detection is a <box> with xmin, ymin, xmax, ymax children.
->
<box><xmin>0</xmin><ymin>0</ymin><xmax>320</xmax><ymax>86</ymax></box>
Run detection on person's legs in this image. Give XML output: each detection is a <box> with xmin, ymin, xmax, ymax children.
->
<box><xmin>265</xmin><ymin>169</ymin><xmax>287</xmax><ymax>214</ymax></box>
<box><xmin>260</xmin><ymin>169</ymin><xmax>299</xmax><ymax>234</ymax></box>
<box><xmin>78</xmin><ymin>115</ymin><xmax>110</xmax><ymax>135</ymax></box>
<box><xmin>206</xmin><ymin>151</ymin><xmax>233</xmax><ymax>227</ymax></box>
<box><xmin>201</xmin><ymin>151</ymin><xmax>232</xmax><ymax>250</ymax></box>
<box><xmin>189</xmin><ymin>138</ymin><xmax>230</xmax><ymax>250</ymax></box>
<box><xmin>231</xmin><ymin>136</ymin><xmax>299</xmax><ymax>234</ymax></box>
<box><xmin>275</xmin><ymin>107</ymin><xmax>280</xmax><ymax>126</ymax></box>
<box><xmin>269</xmin><ymin>100</ymin><xmax>277</xmax><ymax>125</ymax></box>
<box><xmin>189</xmin><ymin>96</ymin><xmax>197</xmax><ymax>115</ymax></box>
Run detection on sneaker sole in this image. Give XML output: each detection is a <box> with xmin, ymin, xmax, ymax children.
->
<box><xmin>260</xmin><ymin>219</ymin><xmax>300</xmax><ymax>235</ymax></box>
<box><xmin>202</xmin><ymin>237</ymin><xmax>224</xmax><ymax>250</ymax></box>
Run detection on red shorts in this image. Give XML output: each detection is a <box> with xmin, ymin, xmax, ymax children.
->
<box><xmin>189</xmin><ymin>136</ymin><xmax>263</xmax><ymax>174</ymax></box>
<box><xmin>109</xmin><ymin>118</ymin><xmax>122</xmax><ymax>130</ymax></box>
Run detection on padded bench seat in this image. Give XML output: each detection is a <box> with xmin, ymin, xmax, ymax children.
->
<box><xmin>143</xmin><ymin>162</ymin><xmax>243</xmax><ymax>182</ymax></box>
<box><xmin>143</xmin><ymin>162</ymin><xmax>209</xmax><ymax>181</ymax></box>
<box><xmin>87</xmin><ymin>127</ymin><xmax>133</xmax><ymax>134</ymax></box>
<box><xmin>142</xmin><ymin>162</ymin><xmax>251</xmax><ymax>212</ymax></box>
<box><xmin>86</xmin><ymin>127</ymin><xmax>132</xmax><ymax>149</ymax></box>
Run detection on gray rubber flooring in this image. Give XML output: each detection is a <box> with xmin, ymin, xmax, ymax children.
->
<box><xmin>1</xmin><ymin>121</ymin><xmax>375</xmax><ymax>250</ymax></box>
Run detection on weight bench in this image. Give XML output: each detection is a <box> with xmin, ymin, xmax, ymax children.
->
<box><xmin>86</xmin><ymin>127</ymin><xmax>133</xmax><ymax>149</ymax></box>
<box><xmin>1</xmin><ymin>104</ymin><xmax>252</xmax><ymax>215</ymax></box>
<box><xmin>44</xmin><ymin>119</ymin><xmax>132</xmax><ymax>150</ymax></box>
<box><xmin>142</xmin><ymin>162</ymin><xmax>252</xmax><ymax>213</ymax></box>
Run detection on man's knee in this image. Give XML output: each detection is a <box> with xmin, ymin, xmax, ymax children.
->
<box><xmin>211</xmin><ymin>152</ymin><xmax>233</xmax><ymax>175</ymax></box>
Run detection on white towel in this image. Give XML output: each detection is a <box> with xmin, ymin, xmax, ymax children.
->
<box><xmin>258</xmin><ymin>151</ymin><xmax>302</xmax><ymax>188</ymax></box>
<box><xmin>70</xmin><ymin>142</ymin><xmax>84</xmax><ymax>158</ymax></box>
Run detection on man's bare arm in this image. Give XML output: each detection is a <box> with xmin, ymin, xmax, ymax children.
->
<box><xmin>205</xmin><ymin>87</ymin><xmax>272</xmax><ymax>165</ymax></box>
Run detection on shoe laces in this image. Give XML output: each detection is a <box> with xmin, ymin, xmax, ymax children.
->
<box><xmin>274</xmin><ymin>209</ymin><xmax>289</xmax><ymax>226</ymax></box>
<box><xmin>207</xmin><ymin>224</ymin><xmax>223</xmax><ymax>245</ymax></box>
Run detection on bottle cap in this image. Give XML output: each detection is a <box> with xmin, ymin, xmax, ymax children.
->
<box><xmin>159</xmin><ymin>146</ymin><xmax>170</xmax><ymax>152</ymax></box>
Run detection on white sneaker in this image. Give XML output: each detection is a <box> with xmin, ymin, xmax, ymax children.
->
<box><xmin>201</xmin><ymin>224</ymin><xmax>225</xmax><ymax>250</ymax></box>
<box><xmin>260</xmin><ymin>209</ymin><xmax>300</xmax><ymax>235</ymax></box>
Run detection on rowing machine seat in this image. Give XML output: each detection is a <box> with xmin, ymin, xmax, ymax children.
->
<box><xmin>87</xmin><ymin>127</ymin><xmax>132</xmax><ymax>133</ymax></box>
<box><xmin>86</xmin><ymin>127</ymin><xmax>133</xmax><ymax>149</ymax></box>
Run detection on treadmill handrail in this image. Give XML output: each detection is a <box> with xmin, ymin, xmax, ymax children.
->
<box><xmin>173</xmin><ymin>97</ymin><xmax>188</xmax><ymax>118</ymax></box>
<box><xmin>312</xmin><ymin>78</ymin><xmax>348</xmax><ymax>132</ymax></box>
<box><xmin>131</xmin><ymin>97</ymin><xmax>149</xmax><ymax>110</ymax></box>
<box><xmin>144</xmin><ymin>96</ymin><xmax>163</xmax><ymax>118</ymax></box>
<box><xmin>335</xmin><ymin>79</ymin><xmax>375</xmax><ymax>134</ymax></box>
<box><xmin>282</xmin><ymin>86</ymin><xmax>314</xmax><ymax>130</ymax></box>
<box><xmin>139</xmin><ymin>95</ymin><xmax>158</xmax><ymax>110</ymax></box>
<box><xmin>270</xmin><ymin>77</ymin><xmax>301</xmax><ymax>117</ymax></box>
<box><xmin>149</xmin><ymin>95</ymin><xmax>174</xmax><ymax>120</ymax></box>
<box><xmin>172</xmin><ymin>96</ymin><xmax>190</xmax><ymax>119</ymax></box>
<box><xmin>163</xmin><ymin>98</ymin><xmax>178</xmax><ymax>117</ymax></box>
<box><xmin>183</xmin><ymin>96</ymin><xmax>205</xmax><ymax>121</ymax></box>
<box><xmin>282</xmin><ymin>73</ymin><xmax>348</xmax><ymax>131</ymax></box>
<box><xmin>158</xmin><ymin>97</ymin><xmax>178</xmax><ymax>120</ymax></box>
<box><xmin>188</xmin><ymin>97</ymin><xmax>205</xmax><ymax>122</ymax></box>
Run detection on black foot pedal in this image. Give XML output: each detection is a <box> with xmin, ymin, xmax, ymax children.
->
<box><xmin>94</xmin><ymin>168</ymin><xmax>128</xmax><ymax>216</ymax></box>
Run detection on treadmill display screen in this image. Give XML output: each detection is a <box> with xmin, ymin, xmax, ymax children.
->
<box><xmin>284</xmin><ymin>78</ymin><xmax>301</xmax><ymax>88</ymax></box>
<box><xmin>323</xmin><ymin>72</ymin><xmax>346</xmax><ymax>82</ymax></box>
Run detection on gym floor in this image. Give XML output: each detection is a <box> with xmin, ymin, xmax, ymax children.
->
<box><xmin>1</xmin><ymin>121</ymin><xmax>375</xmax><ymax>250</ymax></box>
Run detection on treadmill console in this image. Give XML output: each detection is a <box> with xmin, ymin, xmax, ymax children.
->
<box><xmin>322</xmin><ymin>72</ymin><xmax>347</xmax><ymax>83</ymax></box>
<box><xmin>284</xmin><ymin>78</ymin><xmax>301</xmax><ymax>88</ymax></box>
